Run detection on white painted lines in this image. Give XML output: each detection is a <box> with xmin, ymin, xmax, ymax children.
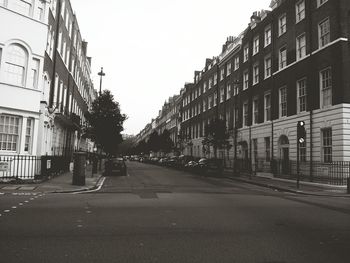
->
<box><xmin>0</xmin><ymin>193</ymin><xmax>46</xmax><ymax>219</ymax></box>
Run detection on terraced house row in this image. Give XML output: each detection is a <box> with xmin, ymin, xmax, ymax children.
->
<box><xmin>0</xmin><ymin>0</ymin><xmax>96</xmax><ymax>178</ymax></box>
<box><xmin>137</xmin><ymin>0</ymin><xmax>350</xmax><ymax>182</ymax></box>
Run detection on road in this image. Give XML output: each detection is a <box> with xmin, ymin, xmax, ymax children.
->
<box><xmin>0</xmin><ymin>161</ymin><xmax>349</xmax><ymax>263</ymax></box>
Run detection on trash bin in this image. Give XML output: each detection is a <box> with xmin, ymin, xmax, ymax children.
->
<box><xmin>72</xmin><ymin>152</ymin><xmax>86</xmax><ymax>186</ymax></box>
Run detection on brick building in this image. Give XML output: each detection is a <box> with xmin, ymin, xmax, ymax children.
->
<box><xmin>137</xmin><ymin>0</ymin><xmax>350</xmax><ymax>181</ymax></box>
<box><xmin>41</xmin><ymin>0</ymin><xmax>96</xmax><ymax>156</ymax></box>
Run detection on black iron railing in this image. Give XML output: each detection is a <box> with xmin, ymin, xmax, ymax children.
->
<box><xmin>0</xmin><ymin>155</ymin><xmax>41</xmax><ymax>180</ymax></box>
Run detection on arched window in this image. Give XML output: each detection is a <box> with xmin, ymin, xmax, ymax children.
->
<box><xmin>4</xmin><ymin>44</ymin><xmax>28</xmax><ymax>86</ymax></box>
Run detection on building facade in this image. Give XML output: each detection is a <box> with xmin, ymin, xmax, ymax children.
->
<box><xmin>0</xmin><ymin>0</ymin><xmax>96</xmax><ymax>161</ymax></box>
<box><xmin>41</xmin><ymin>0</ymin><xmax>96</xmax><ymax>157</ymax></box>
<box><xmin>0</xmin><ymin>0</ymin><xmax>49</xmax><ymax>156</ymax></box>
<box><xmin>137</xmin><ymin>0</ymin><xmax>350</xmax><ymax>181</ymax></box>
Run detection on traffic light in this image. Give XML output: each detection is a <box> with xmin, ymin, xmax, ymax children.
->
<box><xmin>297</xmin><ymin>121</ymin><xmax>306</xmax><ymax>144</ymax></box>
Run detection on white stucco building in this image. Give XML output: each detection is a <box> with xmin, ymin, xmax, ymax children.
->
<box><xmin>0</xmin><ymin>0</ymin><xmax>49</xmax><ymax>156</ymax></box>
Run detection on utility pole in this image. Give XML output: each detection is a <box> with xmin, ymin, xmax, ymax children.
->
<box><xmin>98</xmin><ymin>67</ymin><xmax>105</xmax><ymax>96</ymax></box>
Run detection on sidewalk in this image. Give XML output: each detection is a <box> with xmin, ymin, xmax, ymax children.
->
<box><xmin>223</xmin><ymin>169</ymin><xmax>349</xmax><ymax>197</ymax></box>
<box><xmin>0</xmin><ymin>166</ymin><xmax>103</xmax><ymax>194</ymax></box>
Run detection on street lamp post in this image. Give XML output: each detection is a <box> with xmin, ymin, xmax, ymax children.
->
<box><xmin>98</xmin><ymin>67</ymin><xmax>106</xmax><ymax>96</ymax></box>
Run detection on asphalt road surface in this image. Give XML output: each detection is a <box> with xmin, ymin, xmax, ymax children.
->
<box><xmin>0</xmin><ymin>161</ymin><xmax>349</xmax><ymax>263</ymax></box>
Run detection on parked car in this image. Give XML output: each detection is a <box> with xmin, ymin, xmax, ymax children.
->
<box><xmin>184</xmin><ymin>160</ymin><xmax>198</xmax><ymax>172</ymax></box>
<box><xmin>158</xmin><ymin>158</ymin><xmax>169</xmax><ymax>166</ymax></box>
<box><xmin>104</xmin><ymin>157</ymin><xmax>127</xmax><ymax>176</ymax></box>
<box><xmin>197</xmin><ymin>158</ymin><xmax>223</xmax><ymax>176</ymax></box>
<box><xmin>167</xmin><ymin>156</ymin><xmax>178</xmax><ymax>167</ymax></box>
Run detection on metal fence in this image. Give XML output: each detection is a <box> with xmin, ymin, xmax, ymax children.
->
<box><xmin>0</xmin><ymin>155</ymin><xmax>72</xmax><ymax>180</ymax></box>
<box><xmin>223</xmin><ymin>158</ymin><xmax>350</xmax><ymax>186</ymax></box>
<box><xmin>0</xmin><ymin>155</ymin><xmax>41</xmax><ymax>180</ymax></box>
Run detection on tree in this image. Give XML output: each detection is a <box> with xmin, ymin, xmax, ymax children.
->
<box><xmin>117</xmin><ymin>136</ymin><xmax>137</xmax><ymax>155</ymax></box>
<box><xmin>147</xmin><ymin>131</ymin><xmax>160</xmax><ymax>152</ymax></box>
<box><xmin>85</xmin><ymin>90</ymin><xmax>126</xmax><ymax>156</ymax></box>
<box><xmin>159</xmin><ymin>129</ymin><xmax>174</xmax><ymax>153</ymax></box>
<box><xmin>202</xmin><ymin>118</ymin><xmax>232</xmax><ymax>158</ymax></box>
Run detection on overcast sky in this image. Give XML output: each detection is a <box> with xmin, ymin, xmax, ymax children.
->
<box><xmin>71</xmin><ymin>0</ymin><xmax>272</xmax><ymax>135</ymax></box>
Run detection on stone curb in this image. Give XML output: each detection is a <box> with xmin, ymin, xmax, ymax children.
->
<box><xmin>48</xmin><ymin>174</ymin><xmax>104</xmax><ymax>194</ymax></box>
<box><xmin>223</xmin><ymin>175</ymin><xmax>350</xmax><ymax>198</ymax></box>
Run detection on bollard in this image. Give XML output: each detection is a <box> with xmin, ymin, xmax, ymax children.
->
<box><xmin>72</xmin><ymin>152</ymin><xmax>86</xmax><ymax>186</ymax></box>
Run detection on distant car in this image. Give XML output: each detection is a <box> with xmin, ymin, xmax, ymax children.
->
<box><xmin>198</xmin><ymin>158</ymin><xmax>223</xmax><ymax>176</ymax></box>
<box><xmin>184</xmin><ymin>160</ymin><xmax>198</xmax><ymax>172</ymax></box>
<box><xmin>105</xmin><ymin>157</ymin><xmax>127</xmax><ymax>176</ymax></box>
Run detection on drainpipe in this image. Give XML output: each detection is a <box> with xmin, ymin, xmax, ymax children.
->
<box><xmin>309</xmin><ymin>110</ymin><xmax>313</xmax><ymax>182</ymax></box>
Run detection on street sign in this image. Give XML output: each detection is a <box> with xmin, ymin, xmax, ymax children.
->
<box><xmin>0</xmin><ymin>162</ymin><xmax>10</xmax><ymax>172</ymax></box>
<box><xmin>47</xmin><ymin>160</ymin><xmax>51</xmax><ymax>169</ymax></box>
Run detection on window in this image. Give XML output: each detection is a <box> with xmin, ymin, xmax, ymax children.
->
<box><xmin>297</xmin><ymin>78</ymin><xmax>307</xmax><ymax>112</ymax></box>
<box><xmin>279</xmin><ymin>46</ymin><xmax>287</xmax><ymax>70</ymax></box>
<box><xmin>214</xmin><ymin>92</ymin><xmax>218</xmax><ymax>106</ymax></box>
<box><xmin>220</xmin><ymin>86</ymin><xmax>225</xmax><ymax>103</ymax></box>
<box><xmin>203</xmin><ymin>99</ymin><xmax>207</xmax><ymax>112</ymax></box>
<box><xmin>295</xmin><ymin>0</ymin><xmax>305</xmax><ymax>23</ymax></box>
<box><xmin>253</xmin><ymin>36</ymin><xmax>259</xmax><ymax>55</ymax></box>
<box><xmin>265</xmin><ymin>137</ymin><xmax>271</xmax><ymax>161</ymax></box>
<box><xmin>264</xmin><ymin>55</ymin><xmax>272</xmax><ymax>79</ymax></box>
<box><xmin>319</xmin><ymin>18</ymin><xmax>330</xmax><ymax>48</ymax></box>
<box><xmin>28</xmin><ymin>59</ymin><xmax>40</xmax><ymax>89</ymax></box>
<box><xmin>58</xmin><ymin>30</ymin><xmax>62</xmax><ymax>54</ymax></box>
<box><xmin>35</xmin><ymin>0</ymin><xmax>45</xmax><ymax>21</ymax></box>
<box><xmin>320</xmin><ymin>68</ymin><xmax>332</xmax><ymax>107</ymax></box>
<box><xmin>317</xmin><ymin>0</ymin><xmax>328</xmax><ymax>7</ymax></box>
<box><xmin>253</xmin><ymin>99</ymin><xmax>259</xmax><ymax>124</ymax></box>
<box><xmin>213</xmin><ymin>73</ymin><xmax>217</xmax><ymax>85</ymax></box>
<box><xmin>264</xmin><ymin>25</ymin><xmax>271</xmax><ymax>47</ymax></box>
<box><xmin>278</xmin><ymin>14</ymin><xmax>287</xmax><ymax>36</ymax></box>
<box><xmin>208</xmin><ymin>96</ymin><xmax>213</xmax><ymax>109</ymax></box>
<box><xmin>226</xmin><ymin>63</ymin><xmax>232</xmax><ymax>76</ymax></box>
<box><xmin>296</xmin><ymin>33</ymin><xmax>306</xmax><ymax>60</ymax></box>
<box><xmin>322</xmin><ymin>128</ymin><xmax>332</xmax><ymax>163</ymax></box>
<box><xmin>53</xmin><ymin>74</ymin><xmax>59</xmax><ymax>106</ymax></box>
<box><xmin>234</xmin><ymin>108</ymin><xmax>239</xmax><ymax>127</ymax></box>
<box><xmin>264</xmin><ymin>93</ymin><xmax>271</xmax><ymax>122</ymax></box>
<box><xmin>253</xmin><ymin>63</ymin><xmax>259</xmax><ymax>85</ymax></box>
<box><xmin>253</xmin><ymin>138</ymin><xmax>258</xmax><ymax>162</ymax></box>
<box><xmin>9</xmin><ymin>0</ymin><xmax>32</xmax><ymax>16</ymax></box>
<box><xmin>4</xmin><ymin>44</ymin><xmax>28</xmax><ymax>86</ymax></box>
<box><xmin>243</xmin><ymin>45</ymin><xmax>249</xmax><ymax>62</ymax></box>
<box><xmin>233</xmin><ymin>82</ymin><xmax>239</xmax><ymax>96</ymax></box>
<box><xmin>0</xmin><ymin>115</ymin><xmax>20</xmax><ymax>152</ymax></box>
<box><xmin>243</xmin><ymin>71</ymin><xmax>249</xmax><ymax>90</ymax></box>
<box><xmin>243</xmin><ymin>102</ymin><xmax>249</xmax><ymax>127</ymax></box>
<box><xmin>24</xmin><ymin>118</ymin><xmax>33</xmax><ymax>153</ymax></box>
<box><xmin>226</xmin><ymin>83</ymin><xmax>231</xmax><ymax>100</ymax></box>
<box><xmin>203</xmin><ymin>81</ymin><xmax>207</xmax><ymax>93</ymax></box>
<box><xmin>279</xmin><ymin>87</ymin><xmax>287</xmax><ymax>117</ymax></box>
<box><xmin>234</xmin><ymin>56</ymin><xmax>240</xmax><ymax>70</ymax></box>
<box><xmin>220</xmin><ymin>68</ymin><xmax>225</xmax><ymax>81</ymax></box>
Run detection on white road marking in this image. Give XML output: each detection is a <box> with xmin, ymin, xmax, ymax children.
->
<box><xmin>19</xmin><ymin>203</ymin><xmax>23</xmax><ymax>206</ymax></box>
<box><xmin>4</xmin><ymin>210</ymin><xmax>10</xmax><ymax>213</ymax></box>
<box><xmin>11</xmin><ymin>206</ymin><xmax>17</xmax><ymax>209</ymax></box>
